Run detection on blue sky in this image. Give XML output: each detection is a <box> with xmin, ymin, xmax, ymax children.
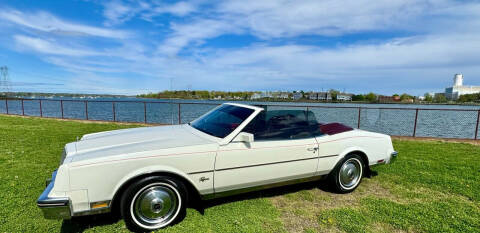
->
<box><xmin>0</xmin><ymin>0</ymin><xmax>479</xmax><ymax>95</ymax></box>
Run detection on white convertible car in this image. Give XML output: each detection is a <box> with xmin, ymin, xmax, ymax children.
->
<box><xmin>38</xmin><ymin>103</ymin><xmax>397</xmax><ymax>231</ymax></box>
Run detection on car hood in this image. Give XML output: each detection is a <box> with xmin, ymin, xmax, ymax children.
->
<box><xmin>68</xmin><ymin>124</ymin><xmax>215</xmax><ymax>162</ymax></box>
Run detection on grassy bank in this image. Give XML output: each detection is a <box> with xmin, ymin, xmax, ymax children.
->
<box><xmin>0</xmin><ymin>115</ymin><xmax>478</xmax><ymax>232</ymax></box>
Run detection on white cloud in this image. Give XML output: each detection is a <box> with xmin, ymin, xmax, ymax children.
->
<box><xmin>45</xmin><ymin>57</ymin><xmax>124</xmax><ymax>73</ymax></box>
<box><xmin>154</xmin><ymin>0</ymin><xmax>457</xmax><ymax>54</ymax></box>
<box><xmin>216</xmin><ymin>0</ymin><xmax>444</xmax><ymax>38</ymax></box>
<box><xmin>14</xmin><ymin>35</ymin><xmax>103</xmax><ymax>56</ymax></box>
<box><xmin>102</xmin><ymin>0</ymin><xmax>140</xmax><ymax>26</ymax></box>
<box><xmin>157</xmin><ymin>18</ymin><xmax>242</xmax><ymax>55</ymax></box>
<box><xmin>3</xmin><ymin>1</ymin><xmax>480</xmax><ymax>95</ymax></box>
<box><xmin>0</xmin><ymin>9</ymin><xmax>129</xmax><ymax>38</ymax></box>
<box><xmin>241</xmin><ymin>37</ymin><xmax>462</xmax><ymax>70</ymax></box>
<box><xmin>150</xmin><ymin>1</ymin><xmax>196</xmax><ymax>17</ymax></box>
<box><xmin>101</xmin><ymin>0</ymin><xmax>197</xmax><ymax>26</ymax></box>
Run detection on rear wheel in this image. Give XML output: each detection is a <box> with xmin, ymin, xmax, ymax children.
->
<box><xmin>120</xmin><ymin>176</ymin><xmax>187</xmax><ymax>232</ymax></box>
<box><xmin>328</xmin><ymin>154</ymin><xmax>364</xmax><ymax>193</ymax></box>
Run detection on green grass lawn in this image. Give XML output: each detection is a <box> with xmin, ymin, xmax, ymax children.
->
<box><xmin>0</xmin><ymin>115</ymin><xmax>479</xmax><ymax>233</ymax></box>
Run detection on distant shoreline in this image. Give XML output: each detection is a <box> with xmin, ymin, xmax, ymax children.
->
<box><xmin>135</xmin><ymin>97</ymin><xmax>480</xmax><ymax>106</ymax></box>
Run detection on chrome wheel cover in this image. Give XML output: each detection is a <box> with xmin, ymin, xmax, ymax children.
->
<box><xmin>339</xmin><ymin>158</ymin><xmax>362</xmax><ymax>190</ymax></box>
<box><xmin>130</xmin><ymin>182</ymin><xmax>181</xmax><ymax>229</ymax></box>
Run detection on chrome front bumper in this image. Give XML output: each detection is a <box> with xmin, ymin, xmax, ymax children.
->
<box><xmin>37</xmin><ymin>170</ymin><xmax>71</xmax><ymax>219</ymax></box>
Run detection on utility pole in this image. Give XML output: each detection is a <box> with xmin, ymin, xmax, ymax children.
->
<box><xmin>0</xmin><ymin>66</ymin><xmax>11</xmax><ymax>97</ymax></box>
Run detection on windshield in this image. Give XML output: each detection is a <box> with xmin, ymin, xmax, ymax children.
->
<box><xmin>190</xmin><ymin>104</ymin><xmax>255</xmax><ymax>138</ymax></box>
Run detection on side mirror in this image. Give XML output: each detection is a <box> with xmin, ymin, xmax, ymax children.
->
<box><xmin>232</xmin><ymin>132</ymin><xmax>254</xmax><ymax>143</ymax></box>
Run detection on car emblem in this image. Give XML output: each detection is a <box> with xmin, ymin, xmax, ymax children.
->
<box><xmin>199</xmin><ymin>177</ymin><xmax>210</xmax><ymax>182</ymax></box>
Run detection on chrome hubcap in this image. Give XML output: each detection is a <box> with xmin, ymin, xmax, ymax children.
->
<box><xmin>132</xmin><ymin>183</ymin><xmax>179</xmax><ymax>227</ymax></box>
<box><xmin>339</xmin><ymin>158</ymin><xmax>362</xmax><ymax>189</ymax></box>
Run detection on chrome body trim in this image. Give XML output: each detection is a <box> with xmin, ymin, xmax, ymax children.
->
<box><xmin>215</xmin><ymin>156</ymin><xmax>319</xmax><ymax>172</ymax></box>
<box><xmin>72</xmin><ymin>207</ymin><xmax>111</xmax><ymax>217</ymax></box>
<box><xmin>37</xmin><ymin>170</ymin><xmax>72</xmax><ymax>219</ymax></box>
<box><xmin>59</xmin><ymin>149</ymin><xmax>67</xmax><ymax>166</ymax></box>
<box><xmin>201</xmin><ymin>174</ymin><xmax>326</xmax><ymax>200</ymax></box>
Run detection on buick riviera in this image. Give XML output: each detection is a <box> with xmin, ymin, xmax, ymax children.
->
<box><xmin>37</xmin><ymin>103</ymin><xmax>397</xmax><ymax>231</ymax></box>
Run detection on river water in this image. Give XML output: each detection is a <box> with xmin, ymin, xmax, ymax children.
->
<box><xmin>1</xmin><ymin>97</ymin><xmax>479</xmax><ymax>139</ymax></box>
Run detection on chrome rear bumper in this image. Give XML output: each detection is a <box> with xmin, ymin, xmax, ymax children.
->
<box><xmin>371</xmin><ymin>151</ymin><xmax>398</xmax><ymax>167</ymax></box>
<box><xmin>37</xmin><ymin>170</ymin><xmax>71</xmax><ymax>219</ymax></box>
<box><xmin>389</xmin><ymin>151</ymin><xmax>398</xmax><ymax>164</ymax></box>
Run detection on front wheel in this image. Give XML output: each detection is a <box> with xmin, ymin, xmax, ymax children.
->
<box><xmin>328</xmin><ymin>154</ymin><xmax>364</xmax><ymax>193</ymax></box>
<box><xmin>120</xmin><ymin>176</ymin><xmax>187</xmax><ymax>232</ymax></box>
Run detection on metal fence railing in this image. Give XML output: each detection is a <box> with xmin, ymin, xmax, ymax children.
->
<box><xmin>1</xmin><ymin>98</ymin><xmax>479</xmax><ymax>140</ymax></box>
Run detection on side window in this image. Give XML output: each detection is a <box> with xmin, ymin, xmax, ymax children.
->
<box><xmin>242</xmin><ymin>111</ymin><xmax>266</xmax><ymax>136</ymax></box>
<box><xmin>243</xmin><ymin>110</ymin><xmax>322</xmax><ymax>140</ymax></box>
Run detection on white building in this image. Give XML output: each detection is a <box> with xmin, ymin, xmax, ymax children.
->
<box><xmin>445</xmin><ymin>74</ymin><xmax>480</xmax><ymax>100</ymax></box>
<box><xmin>292</xmin><ymin>92</ymin><xmax>303</xmax><ymax>100</ymax></box>
<box><xmin>337</xmin><ymin>93</ymin><xmax>353</xmax><ymax>101</ymax></box>
<box><xmin>272</xmin><ymin>91</ymin><xmax>290</xmax><ymax>99</ymax></box>
<box><xmin>250</xmin><ymin>91</ymin><xmax>273</xmax><ymax>100</ymax></box>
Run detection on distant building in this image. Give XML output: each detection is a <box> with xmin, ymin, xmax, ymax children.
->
<box><xmin>272</xmin><ymin>91</ymin><xmax>290</xmax><ymax>99</ymax></box>
<box><xmin>292</xmin><ymin>92</ymin><xmax>303</xmax><ymax>100</ymax></box>
<box><xmin>378</xmin><ymin>96</ymin><xmax>393</xmax><ymax>102</ymax></box>
<box><xmin>445</xmin><ymin>74</ymin><xmax>480</xmax><ymax>100</ymax></box>
<box><xmin>378</xmin><ymin>95</ymin><xmax>400</xmax><ymax>103</ymax></box>
<box><xmin>318</xmin><ymin>92</ymin><xmax>332</xmax><ymax>101</ymax></box>
<box><xmin>337</xmin><ymin>93</ymin><xmax>353</xmax><ymax>101</ymax></box>
<box><xmin>250</xmin><ymin>93</ymin><xmax>262</xmax><ymax>100</ymax></box>
<box><xmin>281</xmin><ymin>93</ymin><xmax>290</xmax><ymax>99</ymax></box>
<box><xmin>308</xmin><ymin>92</ymin><xmax>318</xmax><ymax>100</ymax></box>
<box><xmin>308</xmin><ymin>92</ymin><xmax>331</xmax><ymax>101</ymax></box>
<box><xmin>250</xmin><ymin>91</ymin><xmax>273</xmax><ymax>100</ymax></box>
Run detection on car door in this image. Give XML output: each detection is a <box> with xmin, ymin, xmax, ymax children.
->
<box><xmin>213</xmin><ymin>109</ymin><xmax>320</xmax><ymax>194</ymax></box>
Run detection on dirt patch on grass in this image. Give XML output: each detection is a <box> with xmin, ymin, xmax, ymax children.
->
<box><xmin>371</xmin><ymin>222</ymin><xmax>412</xmax><ymax>233</ymax></box>
<box><xmin>270</xmin><ymin>178</ymin><xmax>396</xmax><ymax>233</ymax></box>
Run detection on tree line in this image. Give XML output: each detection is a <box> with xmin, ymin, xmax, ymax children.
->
<box><xmin>137</xmin><ymin>90</ymin><xmax>256</xmax><ymax>100</ymax></box>
<box><xmin>137</xmin><ymin>90</ymin><xmax>480</xmax><ymax>104</ymax></box>
<box><xmin>457</xmin><ymin>93</ymin><xmax>480</xmax><ymax>103</ymax></box>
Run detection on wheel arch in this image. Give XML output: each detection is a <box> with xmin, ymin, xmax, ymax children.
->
<box><xmin>336</xmin><ymin>147</ymin><xmax>371</xmax><ymax>175</ymax></box>
<box><xmin>110</xmin><ymin>169</ymin><xmax>201</xmax><ymax>214</ymax></box>
<box><xmin>337</xmin><ymin>147</ymin><xmax>369</xmax><ymax>164</ymax></box>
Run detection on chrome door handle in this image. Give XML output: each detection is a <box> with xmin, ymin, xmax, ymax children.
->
<box><xmin>307</xmin><ymin>147</ymin><xmax>319</xmax><ymax>152</ymax></box>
